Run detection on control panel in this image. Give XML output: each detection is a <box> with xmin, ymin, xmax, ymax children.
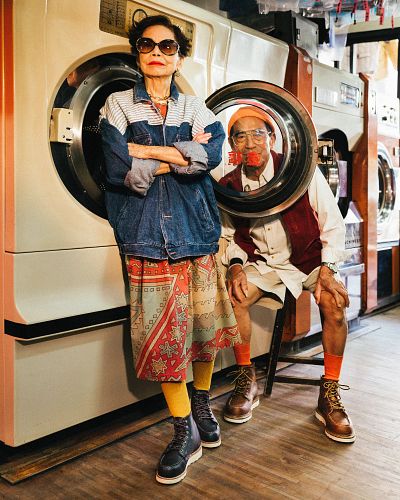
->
<box><xmin>99</xmin><ymin>0</ymin><xmax>195</xmax><ymax>54</ymax></box>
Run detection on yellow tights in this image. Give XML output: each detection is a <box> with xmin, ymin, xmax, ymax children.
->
<box><xmin>161</xmin><ymin>360</ymin><xmax>215</xmax><ymax>417</ymax></box>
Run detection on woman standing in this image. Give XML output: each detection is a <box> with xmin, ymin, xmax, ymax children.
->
<box><xmin>99</xmin><ymin>15</ymin><xmax>240</xmax><ymax>484</ymax></box>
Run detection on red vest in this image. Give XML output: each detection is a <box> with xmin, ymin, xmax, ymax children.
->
<box><xmin>219</xmin><ymin>150</ymin><xmax>322</xmax><ymax>275</ymax></box>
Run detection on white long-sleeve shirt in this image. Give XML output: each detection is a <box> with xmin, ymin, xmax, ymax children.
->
<box><xmin>221</xmin><ymin>159</ymin><xmax>347</xmax><ymax>299</ymax></box>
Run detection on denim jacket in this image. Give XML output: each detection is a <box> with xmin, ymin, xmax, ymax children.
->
<box><xmin>99</xmin><ymin>80</ymin><xmax>225</xmax><ymax>259</ymax></box>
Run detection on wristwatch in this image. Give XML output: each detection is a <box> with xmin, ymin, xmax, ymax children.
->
<box><xmin>321</xmin><ymin>262</ymin><xmax>338</xmax><ymax>274</ymax></box>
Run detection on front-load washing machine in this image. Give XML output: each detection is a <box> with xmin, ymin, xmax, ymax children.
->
<box><xmin>310</xmin><ymin>62</ymin><xmax>365</xmax><ymax>331</ymax></box>
<box><xmin>1</xmin><ymin>0</ymin><xmax>298</xmax><ymax>446</ymax></box>
<box><xmin>376</xmin><ymin>93</ymin><xmax>400</xmax><ymax>305</ymax></box>
<box><xmin>0</xmin><ymin>0</ymin><xmax>231</xmax><ymax>446</ymax></box>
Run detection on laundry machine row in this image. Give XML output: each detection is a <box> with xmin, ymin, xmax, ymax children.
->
<box><xmin>352</xmin><ymin>81</ymin><xmax>400</xmax><ymax>312</ymax></box>
<box><xmin>0</xmin><ymin>0</ymin><xmax>294</xmax><ymax>446</ymax></box>
<box><xmin>0</xmin><ymin>0</ymin><xmax>366</xmax><ymax>447</ymax></box>
<box><xmin>283</xmin><ymin>59</ymin><xmax>366</xmax><ymax>338</ymax></box>
<box><xmin>375</xmin><ymin>92</ymin><xmax>400</xmax><ymax>306</ymax></box>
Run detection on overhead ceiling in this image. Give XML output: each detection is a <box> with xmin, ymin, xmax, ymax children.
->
<box><xmin>221</xmin><ymin>0</ymin><xmax>400</xmax><ymax>34</ymax></box>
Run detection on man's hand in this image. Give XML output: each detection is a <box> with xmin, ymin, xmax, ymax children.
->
<box><xmin>227</xmin><ymin>264</ymin><xmax>248</xmax><ymax>306</ymax></box>
<box><xmin>314</xmin><ymin>266</ymin><xmax>349</xmax><ymax>308</ymax></box>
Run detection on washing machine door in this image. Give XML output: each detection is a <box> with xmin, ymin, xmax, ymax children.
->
<box><xmin>377</xmin><ymin>143</ymin><xmax>396</xmax><ymax>225</ymax></box>
<box><xmin>315</xmin><ymin>130</ymin><xmax>350</xmax><ymax>218</ymax></box>
<box><xmin>206</xmin><ymin>80</ymin><xmax>318</xmax><ymax>218</ymax></box>
<box><xmin>50</xmin><ymin>55</ymin><xmax>141</xmax><ymax>218</ymax></box>
<box><xmin>318</xmin><ymin>161</ymin><xmax>340</xmax><ymax>201</ymax></box>
<box><xmin>316</xmin><ymin>137</ymin><xmax>340</xmax><ymax>202</ymax></box>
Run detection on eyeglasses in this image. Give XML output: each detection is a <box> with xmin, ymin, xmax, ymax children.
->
<box><xmin>231</xmin><ymin>128</ymin><xmax>271</xmax><ymax>145</ymax></box>
<box><xmin>136</xmin><ymin>37</ymin><xmax>180</xmax><ymax>56</ymax></box>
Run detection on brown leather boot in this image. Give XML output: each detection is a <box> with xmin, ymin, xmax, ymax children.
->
<box><xmin>223</xmin><ymin>364</ymin><xmax>259</xmax><ymax>424</ymax></box>
<box><xmin>315</xmin><ymin>377</ymin><xmax>355</xmax><ymax>443</ymax></box>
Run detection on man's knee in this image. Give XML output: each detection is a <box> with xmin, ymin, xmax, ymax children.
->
<box><xmin>233</xmin><ymin>296</ymin><xmax>256</xmax><ymax>316</ymax></box>
<box><xmin>318</xmin><ymin>292</ymin><xmax>347</xmax><ymax>325</ymax></box>
<box><xmin>232</xmin><ymin>284</ymin><xmax>264</xmax><ymax>315</ymax></box>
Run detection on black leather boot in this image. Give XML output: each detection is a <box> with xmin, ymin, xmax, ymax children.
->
<box><xmin>156</xmin><ymin>413</ymin><xmax>202</xmax><ymax>485</ymax></box>
<box><xmin>191</xmin><ymin>388</ymin><xmax>221</xmax><ymax>448</ymax></box>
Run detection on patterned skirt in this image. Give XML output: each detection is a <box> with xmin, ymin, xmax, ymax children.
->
<box><xmin>126</xmin><ymin>254</ymin><xmax>240</xmax><ymax>382</ymax></box>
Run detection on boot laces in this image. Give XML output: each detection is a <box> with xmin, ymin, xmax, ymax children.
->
<box><xmin>228</xmin><ymin>367</ymin><xmax>253</xmax><ymax>399</ymax></box>
<box><xmin>167</xmin><ymin>418</ymin><xmax>189</xmax><ymax>453</ymax></box>
<box><xmin>323</xmin><ymin>380</ymin><xmax>350</xmax><ymax>412</ymax></box>
<box><xmin>193</xmin><ymin>391</ymin><xmax>213</xmax><ymax>420</ymax></box>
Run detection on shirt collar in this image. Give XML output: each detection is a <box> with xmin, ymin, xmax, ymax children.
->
<box><xmin>133</xmin><ymin>78</ymin><xmax>179</xmax><ymax>103</ymax></box>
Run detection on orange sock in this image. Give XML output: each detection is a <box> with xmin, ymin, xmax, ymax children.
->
<box><xmin>324</xmin><ymin>352</ymin><xmax>343</xmax><ymax>381</ymax></box>
<box><xmin>233</xmin><ymin>343</ymin><xmax>251</xmax><ymax>366</ymax></box>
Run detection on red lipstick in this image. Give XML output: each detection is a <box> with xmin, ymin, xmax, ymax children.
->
<box><xmin>149</xmin><ymin>61</ymin><xmax>164</xmax><ymax>66</ymax></box>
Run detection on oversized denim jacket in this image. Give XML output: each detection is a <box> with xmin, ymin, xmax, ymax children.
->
<box><xmin>99</xmin><ymin>80</ymin><xmax>225</xmax><ymax>260</ymax></box>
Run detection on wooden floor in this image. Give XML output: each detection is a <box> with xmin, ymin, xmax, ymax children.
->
<box><xmin>0</xmin><ymin>306</ymin><xmax>399</xmax><ymax>499</ymax></box>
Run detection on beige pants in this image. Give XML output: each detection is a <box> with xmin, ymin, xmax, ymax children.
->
<box><xmin>244</xmin><ymin>266</ymin><xmax>331</xmax><ymax>310</ymax></box>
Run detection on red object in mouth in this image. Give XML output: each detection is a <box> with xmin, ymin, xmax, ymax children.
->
<box><xmin>148</xmin><ymin>61</ymin><xmax>165</xmax><ymax>66</ymax></box>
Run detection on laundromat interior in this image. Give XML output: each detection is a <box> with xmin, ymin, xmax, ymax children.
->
<box><xmin>0</xmin><ymin>0</ymin><xmax>400</xmax><ymax>497</ymax></box>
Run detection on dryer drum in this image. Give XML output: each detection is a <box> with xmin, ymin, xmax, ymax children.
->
<box><xmin>206</xmin><ymin>80</ymin><xmax>318</xmax><ymax>218</ymax></box>
<box><xmin>377</xmin><ymin>143</ymin><xmax>396</xmax><ymax>225</ymax></box>
<box><xmin>318</xmin><ymin>161</ymin><xmax>340</xmax><ymax>201</ymax></box>
<box><xmin>50</xmin><ymin>57</ymin><xmax>141</xmax><ymax>218</ymax></box>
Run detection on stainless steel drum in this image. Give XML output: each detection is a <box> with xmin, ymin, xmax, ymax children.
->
<box><xmin>377</xmin><ymin>142</ymin><xmax>396</xmax><ymax>225</ymax></box>
<box><xmin>317</xmin><ymin>152</ymin><xmax>340</xmax><ymax>201</ymax></box>
<box><xmin>50</xmin><ymin>54</ymin><xmax>141</xmax><ymax>218</ymax></box>
<box><xmin>316</xmin><ymin>130</ymin><xmax>352</xmax><ymax>216</ymax></box>
<box><xmin>206</xmin><ymin>80</ymin><xmax>318</xmax><ymax>218</ymax></box>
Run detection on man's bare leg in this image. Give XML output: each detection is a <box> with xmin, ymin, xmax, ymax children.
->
<box><xmin>231</xmin><ymin>283</ymin><xmax>265</xmax><ymax>345</ymax></box>
<box><xmin>319</xmin><ymin>290</ymin><xmax>348</xmax><ymax>356</ymax></box>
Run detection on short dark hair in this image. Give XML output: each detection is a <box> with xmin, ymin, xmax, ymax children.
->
<box><xmin>128</xmin><ymin>15</ymin><xmax>191</xmax><ymax>58</ymax></box>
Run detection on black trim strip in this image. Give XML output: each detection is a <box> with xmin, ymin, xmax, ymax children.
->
<box><xmin>4</xmin><ymin>306</ymin><xmax>129</xmax><ymax>340</ymax></box>
<box><xmin>347</xmin><ymin>28</ymin><xmax>400</xmax><ymax>45</ymax></box>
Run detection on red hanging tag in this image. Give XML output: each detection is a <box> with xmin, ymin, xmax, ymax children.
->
<box><xmin>363</xmin><ymin>1</ymin><xmax>369</xmax><ymax>21</ymax></box>
<box><xmin>336</xmin><ymin>0</ymin><xmax>342</xmax><ymax>22</ymax></box>
<box><xmin>363</xmin><ymin>0</ymin><xmax>369</xmax><ymax>21</ymax></box>
<box><xmin>380</xmin><ymin>6</ymin><xmax>385</xmax><ymax>25</ymax></box>
<box><xmin>392</xmin><ymin>14</ymin><xmax>394</xmax><ymax>28</ymax></box>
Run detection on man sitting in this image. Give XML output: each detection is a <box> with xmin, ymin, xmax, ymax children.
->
<box><xmin>219</xmin><ymin>107</ymin><xmax>355</xmax><ymax>443</ymax></box>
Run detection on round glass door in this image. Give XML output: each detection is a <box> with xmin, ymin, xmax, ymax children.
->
<box><xmin>50</xmin><ymin>54</ymin><xmax>141</xmax><ymax>218</ymax></box>
<box><xmin>377</xmin><ymin>143</ymin><xmax>396</xmax><ymax>225</ymax></box>
<box><xmin>317</xmin><ymin>130</ymin><xmax>351</xmax><ymax>218</ymax></box>
<box><xmin>206</xmin><ymin>81</ymin><xmax>318</xmax><ymax>218</ymax></box>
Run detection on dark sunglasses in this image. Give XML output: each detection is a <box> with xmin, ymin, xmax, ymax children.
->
<box><xmin>136</xmin><ymin>37</ymin><xmax>180</xmax><ymax>56</ymax></box>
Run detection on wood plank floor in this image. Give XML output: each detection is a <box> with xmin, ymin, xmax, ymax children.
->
<box><xmin>0</xmin><ymin>306</ymin><xmax>399</xmax><ymax>499</ymax></box>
